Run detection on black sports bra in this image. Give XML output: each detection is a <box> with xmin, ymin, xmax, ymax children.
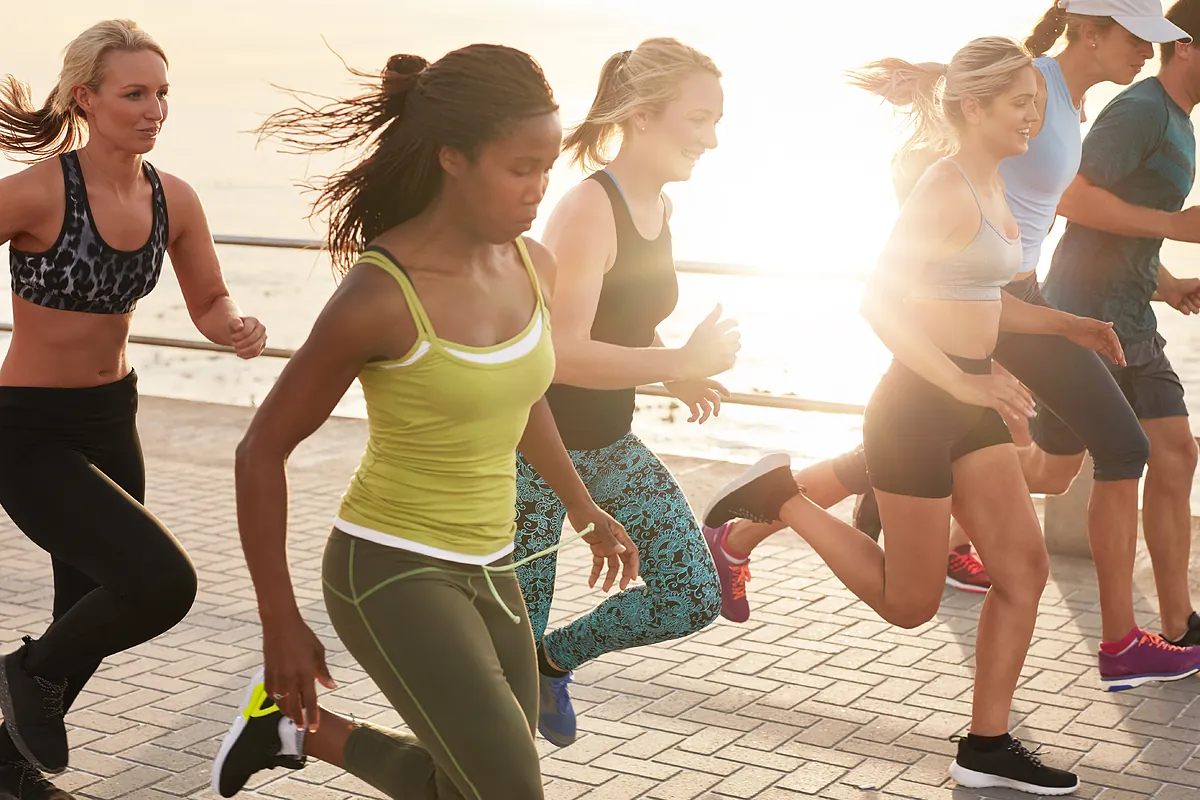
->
<box><xmin>8</xmin><ymin>151</ymin><xmax>169</xmax><ymax>314</ymax></box>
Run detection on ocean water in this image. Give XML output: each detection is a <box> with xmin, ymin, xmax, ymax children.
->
<box><xmin>4</xmin><ymin>0</ymin><xmax>1200</xmax><ymax>467</ymax></box>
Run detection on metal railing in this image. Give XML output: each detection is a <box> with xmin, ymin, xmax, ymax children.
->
<box><xmin>0</xmin><ymin>233</ymin><xmax>1120</xmax><ymax>555</ymax></box>
<box><xmin>211</xmin><ymin>234</ymin><xmax>780</xmax><ymax>278</ymax></box>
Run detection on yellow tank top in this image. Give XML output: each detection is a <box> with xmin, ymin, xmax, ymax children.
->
<box><xmin>335</xmin><ymin>240</ymin><xmax>555</xmax><ymax>563</ymax></box>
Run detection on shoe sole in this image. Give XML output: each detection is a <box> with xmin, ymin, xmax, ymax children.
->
<box><xmin>210</xmin><ymin>668</ymin><xmax>265</xmax><ymax>797</ymax></box>
<box><xmin>1101</xmin><ymin>665</ymin><xmax>1200</xmax><ymax>692</ymax></box>
<box><xmin>0</xmin><ymin>655</ymin><xmax>64</xmax><ymax>775</ymax></box>
<box><xmin>950</xmin><ymin>761</ymin><xmax>1079</xmax><ymax>796</ymax></box>
<box><xmin>537</xmin><ymin>719</ymin><xmax>576</xmax><ymax>748</ymax></box>
<box><xmin>945</xmin><ymin>576</ymin><xmax>990</xmax><ymax>594</ymax></box>
<box><xmin>701</xmin><ymin>452</ymin><xmax>792</xmax><ymax>527</ymax></box>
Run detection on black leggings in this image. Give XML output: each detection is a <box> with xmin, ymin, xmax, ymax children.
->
<box><xmin>997</xmin><ymin>278</ymin><xmax>1150</xmax><ymax>482</ymax></box>
<box><xmin>0</xmin><ymin>372</ymin><xmax>196</xmax><ymax>761</ymax></box>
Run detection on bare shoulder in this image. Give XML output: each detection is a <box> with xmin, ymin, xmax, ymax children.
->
<box><xmin>0</xmin><ymin>159</ymin><xmax>61</xmax><ymax>211</ymax></box>
<box><xmin>155</xmin><ymin>169</ymin><xmax>202</xmax><ymax>209</ymax></box>
<box><xmin>520</xmin><ymin>235</ymin><xmax>557</xmax><ymax>295</ymax></box>
<box><xmin>545</xmin><ymin>178</ymin><xmax>613</xmax><ymax>232</ymax></box>
<box><xmin>662</xmin><ymin>192</ymin><xmax>673</xmax><ymax>220</ymax></box>
<box><xmin>906</xmin><ymin>159</ymin><xmax>975</xmax><ymax>214</ymax></box>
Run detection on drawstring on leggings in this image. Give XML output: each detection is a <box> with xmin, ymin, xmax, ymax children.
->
<box><xmin>482</xmin><ymin>524</ymin><xmax>595</xmax><ymax>624</ymax></box>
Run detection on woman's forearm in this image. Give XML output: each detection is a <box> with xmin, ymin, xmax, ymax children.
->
<box><xmin>862</xmin><ymin>295</ymin><xmax>964</xmax><ymax>396</ymax></box>
<box><xmin>998</xmin><ymin>292</ymin><xmax>1074</xmax><ymax>335</ymax></box>
<box><xmin>194</xmin><ymin>293</ymin><xmax>244</xmax><ymax>346</ymax></box>
<box><xmin>516</xmin><ymin>398</ymin><xmax>592</xmax><ymax>510</ymax></box>
<box><xmin>552</xmin><ymin>337</ymin><xmax>693</xmax><ymax>390</ymax></box>
<box><xmin>235</xmin><ymin>439</ymin><xmax>302</xmax><ymax>624</ymax></box>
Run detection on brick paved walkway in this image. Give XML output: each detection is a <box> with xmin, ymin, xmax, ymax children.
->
<box><xmin>1</xmin><ymin>397</ymin><xmax>1198</xmax><ymax>800</ymax></box>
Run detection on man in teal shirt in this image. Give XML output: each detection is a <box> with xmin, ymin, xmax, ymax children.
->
<box><xmin>1044</xmin><ymin>0</ymin><xmax>1200</xmax><ymax>647</ymax></box>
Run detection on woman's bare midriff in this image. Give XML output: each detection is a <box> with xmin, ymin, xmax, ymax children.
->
<box><xmin>908</xmin><ymin>297</ymin><xmax>1002</xmax><ymax>360</ymax></box>
<box><xmin>0</xmin><ymin>295</ymin><xmax>134</xmax><ymax>388</ymax></box>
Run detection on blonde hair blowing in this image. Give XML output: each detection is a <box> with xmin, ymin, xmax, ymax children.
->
<box><xmin>847</xmin><ymin>36</ymin><xmax>1033</xmax><ymax>187</ymax></box>
<box><xmin>0</xmin><ymin>19</ymin><xmax>168</xmax><ymax>162</ymax></box>
<box><xmin>563</xmin><ymin>37</ymin><xmax>720</xmax><ymax>172</ymax></box>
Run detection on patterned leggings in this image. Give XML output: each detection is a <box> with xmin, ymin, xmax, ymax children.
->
<box><xmin>514</xmin><ymin>432</ymin><xmax>722</xmax><ymax>672</ymax></box>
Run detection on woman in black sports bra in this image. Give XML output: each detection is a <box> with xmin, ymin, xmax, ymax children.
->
<box><xmin>0</xmin><ymin>20</ymin><xmax>266</xmax><ymax>796</ymax></box>
<box><xmin>513</xmin><ymin>38</ymin><xmax>737</xmax><ymax>748</ymax></box>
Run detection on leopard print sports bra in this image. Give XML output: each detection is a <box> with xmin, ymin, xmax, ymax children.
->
<box><xmin>8</xmin><ymin>151</ymin><xmax>169</xmax><ymax>314</ymax></box>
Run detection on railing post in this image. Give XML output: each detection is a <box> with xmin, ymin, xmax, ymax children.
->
<box><xmin>1042</xmin><ymin>452</ymin><xmax>1094</xmax><ymax>558</ymax></box>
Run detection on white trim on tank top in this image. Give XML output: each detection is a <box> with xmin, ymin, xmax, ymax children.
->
<box><xmin>380</xmin><ymin>309</ymin><xmax>544</xmax><ymax>368</ymax></box>
<box><xmin>333</xmin><ymin>516</ymin><xmax>515</xmax><ymax>565</ymax></box>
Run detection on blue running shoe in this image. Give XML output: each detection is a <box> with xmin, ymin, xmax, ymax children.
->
<box><xmin>537</xmin><ymin>672</ymin><xmax>576</xmax><ymax>747</ymax></box>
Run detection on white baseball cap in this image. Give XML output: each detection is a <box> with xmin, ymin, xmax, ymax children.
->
<box><xmin>1059</xmin><ymin>0</ymin><xmax>1193</xmax><ymax>43</ymax></box>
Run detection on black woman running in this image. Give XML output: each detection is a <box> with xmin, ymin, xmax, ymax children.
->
<box><xmin>208</xmin><ymin>45</ymin><xmax>636</xmax><ymax>800</ymax></box>
<box><xmin>513</xmin><ymin>37</ymin><xmax>733</xmax><ymax>747</ymax></box>
<box><xmin>704</xmin><ymin>37</ymin><xmax>1112</xmax><ymax>795</ymax></box>
<box><xmin>0</xmin><ymin>19</ymin><xmax>267</xmax><ymax>800</ymax></box>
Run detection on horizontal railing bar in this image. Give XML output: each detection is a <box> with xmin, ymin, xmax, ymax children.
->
<box><xmin>0</xmin><ymin>322</ymin><xmax>866</xmax><ymax>416</ymax></box>
<box><xmin>210</xmin><ymin>234</ymin><xmax>772</xmax><ymax>277</ymax></box>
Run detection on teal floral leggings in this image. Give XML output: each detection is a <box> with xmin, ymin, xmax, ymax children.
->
<box><xmin>514</xmin><ymin>432</ymin><xmax>722</xmax><ymax>672</ymax></box>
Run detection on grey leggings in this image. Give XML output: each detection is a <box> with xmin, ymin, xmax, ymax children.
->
<box><xmin>322</xmin><ymin>530</ymin><xmax>542</xmax><ymax>800</ymax></box>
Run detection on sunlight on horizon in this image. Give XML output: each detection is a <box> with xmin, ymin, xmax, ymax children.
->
<box><xmin>3</xmin><ymin>0</ymin><xmax>1198</xmax><ymax>460</ymax></box>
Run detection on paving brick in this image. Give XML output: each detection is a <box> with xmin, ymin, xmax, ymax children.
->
<box><xmin>3</xmin><ymin>397</ymin><xmax>1197</xmax><ymax>799</ymax></box>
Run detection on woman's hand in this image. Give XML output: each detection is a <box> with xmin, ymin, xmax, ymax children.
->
<box><xmin>565</xmin><ymin>502</ymin><xmax>639</xmax><ymax>592</ymax></box>
<box><xmin>950</xmin><ymin>371</ymin><xmax>1036</xmax><ymax>423</ymax></box>
<box><xmin>665</xmin><ymin>378</ymin><xmax>730</xmax><ymax>424</ymax></box>
<box><xmin>261</xmin><ymin>612</ymin><xmax>336</xmax><ymax>733</ymax></box>
<box><xmin>1063</xmin><ymin>316</ymin><xmax>1125</xmax><ymax>367</ymax></box>
<box><xmin>231</xmin><ymin>316</ymin><xmax>268</xmax><ymax>359</ymax></box>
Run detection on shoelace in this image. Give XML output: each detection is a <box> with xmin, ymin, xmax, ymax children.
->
<box><xmin>729</xmin><ymin>563</ymin><xmax>751</xmax><ymax>600</ymax></box>
<box><xmin>547</xmin><ymin>673</ymin><xmax>573</xmax><ymax>713</ymax></box>
<box><xmin>2</xmin><ymin>759</ymin><xmax>53</xmax><ymax>799</ymax></box>
<box><xmin>949</xmin><ymin>735</ymin><xmax>1046</xmax><ymax>769</ymax></box>
<box><xmin>19</xmin><ymin>637</ymin><xmax>67</xmax><ymax>718</ymax></box>
<box><xmin>33</xmin><ymin>677</ymin><xmax>66</xmax><ymax>718</ymax></box>
<box><xmin>1005</xmin><ymin>738</ymin><xmax>1046</xmax><ymax>768</ymax></box>
<box><xmin>1142</xmin><ymin>632</ymin><xmax>1186</xmax><ymax>653</ymax></box>
<box><xmin>949</xmin><ymin>551</ymin><xmax>987</xmax><ymax>578</ymax></box>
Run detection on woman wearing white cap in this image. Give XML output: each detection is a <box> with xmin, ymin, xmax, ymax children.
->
<box><xmin>704</xmin><ymin>0</ymin><xmax>1200</xmax><ymax>694</ymax></box>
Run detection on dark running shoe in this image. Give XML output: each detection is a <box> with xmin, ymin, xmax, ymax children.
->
<box><xmin>1164</xmin><ymin>611</ymin><xmax>1200</xmax><ymax>648</ymax></box>
<box><xmin>0</xmin><ymin>638</ymin><xmax>68</xmax><ymax>775</ymax></box>
<box><xmin>949</xmin><ymin>735</ymin><xmax>1079</xmax><ymax>796</ymax></box>
<box><xmin>0</xmin><ymin>758</ymin><xmax>74</xmax><ymax>800</ymax></box>
<box><xmin>852</xmin><ymin>489</ymin><xmax>882</xmax><ymax>542</ymax></box>
<box><xmin>211</xmin><ymin>669</ymin><xmax>305</xmax><ymax>798</ymax></box>
<box><xmin>702</xmin><ymin>453</ymin><xmax>800</xmax><ymax>528</ymax></box>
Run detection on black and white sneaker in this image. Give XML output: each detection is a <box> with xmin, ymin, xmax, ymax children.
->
<box><xmin>702</xmin><ymin>453</ymin><xmax>800</xmax><ymax>528</ymax></box>
<box><xmin>0</xmin><ymin>638</ymin><xmax>68</xmax><ymax>774</ymax></box>
<box><xmin>211</xmin><ymin>669</ymin><xmax>306</xmax><ymax>798</ymax></box>
<box><xmin>949</xmin><ymin>735</ymin><xmax>1079</xmax><ymax>796</ymax></box>
<box><xmin>852</xmin><ymin>489</ymin><xmax>883</xmax><ymax>542</ymax></box>
<box><xmin>0</xmin><ymin>757</ymin><xmax>74</xmax><ymax>800</ymax></box>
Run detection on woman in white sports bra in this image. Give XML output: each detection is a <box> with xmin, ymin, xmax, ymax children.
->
<box><xmin>702</xmin><ymin>37</ymin><xmax>1123</xmax><ymax>795</ymax></box>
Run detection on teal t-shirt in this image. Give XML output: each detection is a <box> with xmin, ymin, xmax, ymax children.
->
<box><xmin>1043</xmin><ymin>77</ymin><xmax>1196</xmax><ymax>345</ymax></box>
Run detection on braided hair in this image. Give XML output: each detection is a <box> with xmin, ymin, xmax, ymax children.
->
<box><xmin>258</xmin><ymin>44</ymin><xmax>558</xmax><ymax>276</ymax></box>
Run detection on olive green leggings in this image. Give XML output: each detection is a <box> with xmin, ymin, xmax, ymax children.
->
<box><xmin>322</xmin><ymin>529</ymin><xmax>543</xmax><ymax>799</ymax></box>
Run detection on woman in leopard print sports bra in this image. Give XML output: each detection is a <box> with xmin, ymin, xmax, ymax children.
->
<box><xmin>0</xmin><ymin>20</ymin><xmax>267</xmax><ymax>798</ymax></box>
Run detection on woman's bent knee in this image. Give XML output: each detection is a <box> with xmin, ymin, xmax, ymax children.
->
<box><xmin>1093</xmin><ymin>428</ymin><xmax>1151</xmax><ymax>483</ymax></box>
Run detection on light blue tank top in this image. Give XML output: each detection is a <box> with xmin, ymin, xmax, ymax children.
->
<box><xmin>998</xmin><ymin>57</ymin><xmax>1083</xmax><ymax>273</ymax></box>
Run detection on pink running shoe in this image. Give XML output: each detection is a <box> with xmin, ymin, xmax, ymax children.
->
<box><xmin>946</xmin><ymin>545</ymin><xmax>992</xmax><ymax>594</ymax></box>
<box><xmin>702</xmin><ymin>523</ymin><xmax>752</xmax><ymax>623</ymax></box>
<box><xmin>1099</xmin><ymin>630</ymin><xmax>1200</xmax><ymax>692</ymax></box>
